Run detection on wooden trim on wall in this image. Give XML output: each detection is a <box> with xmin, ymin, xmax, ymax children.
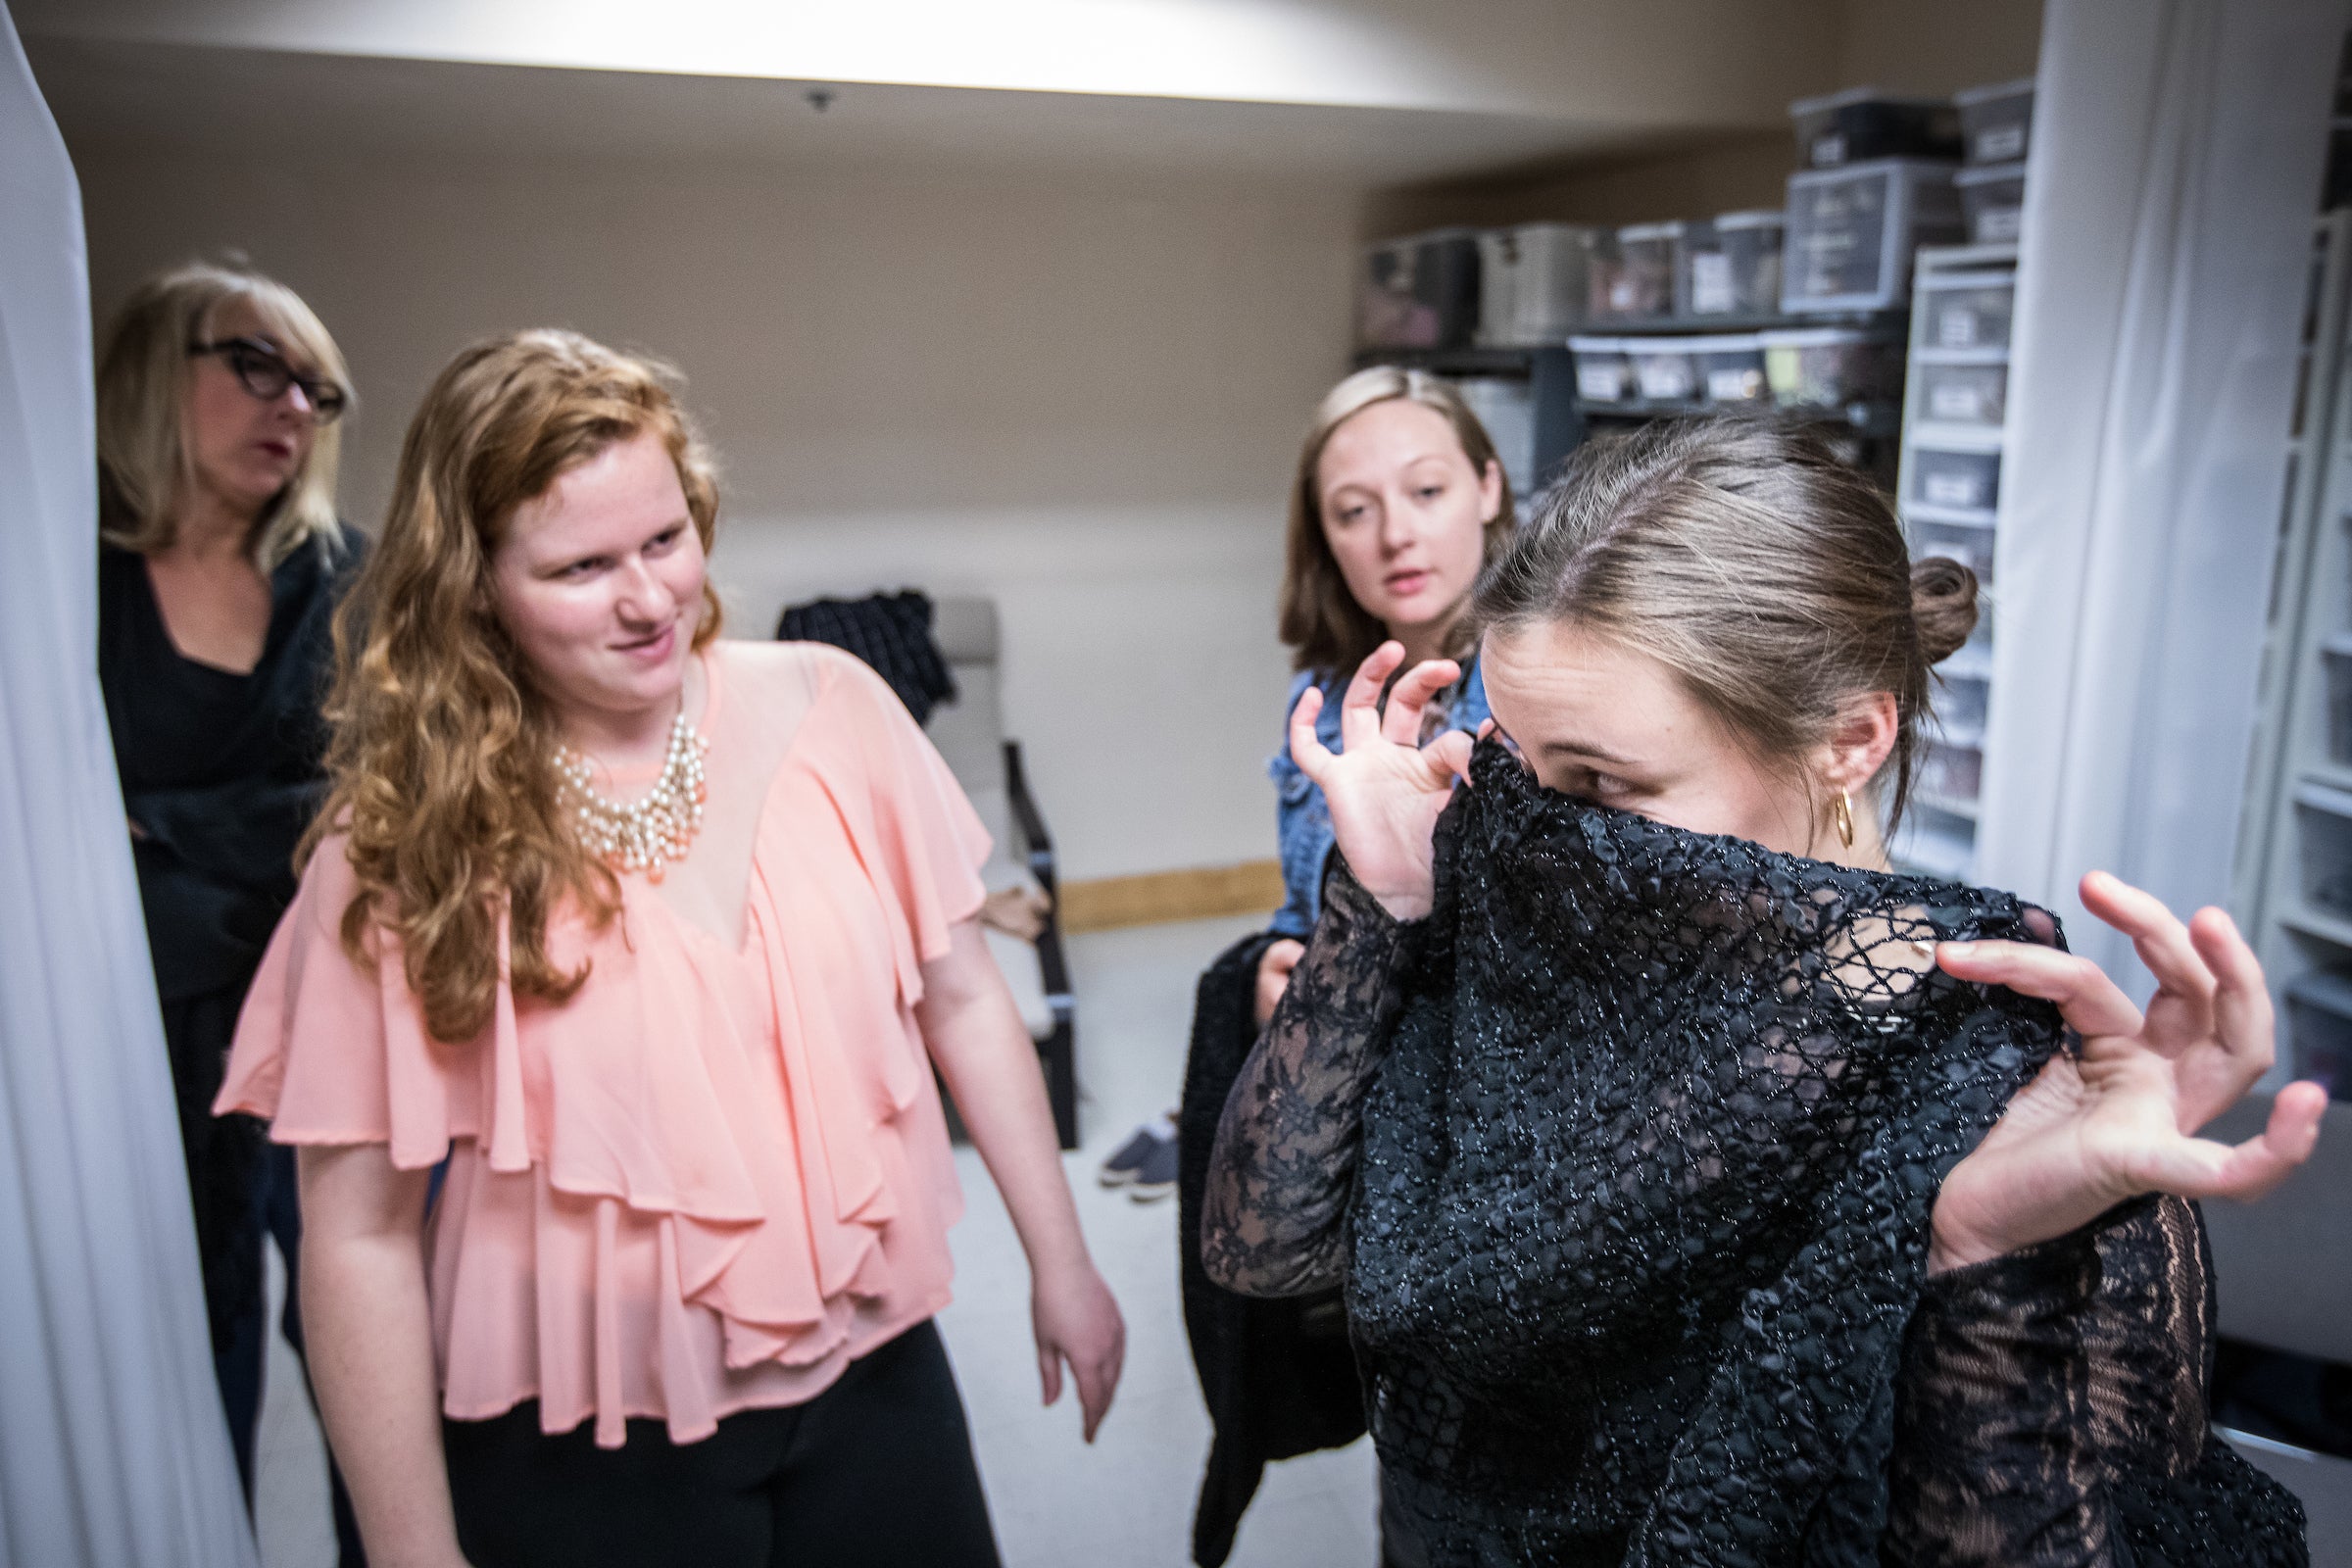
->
<box><xmin>1057</xmin><ymin>859</ymin><xmax>1284</xmax><ymax>934</ymax></box>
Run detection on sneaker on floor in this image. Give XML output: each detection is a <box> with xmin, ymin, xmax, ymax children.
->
<box><xmin>1097</xmin><ymin>1114</ymin><xmax>1175</xmax><ymax>1188</ymax></box>
<box><xmin>1127</xmin><ymin>1133</ymin><xmax>1178</xmax><ymax>1202</ymax></box>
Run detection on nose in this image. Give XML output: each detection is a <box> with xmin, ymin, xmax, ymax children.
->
<box><xmin>614</xmin><ymin>556</ymin><xmax>675</xmax><ymax>624</ymax></box>
<box><xmin>278</xmin><ymin>379</ymin><xmax>314</xmax><ymax>419</ymax></box>
<box><xmin>1378</xmin><ymin>490</ymin><xmax>1418</xmax><ymax>555</ymax></box>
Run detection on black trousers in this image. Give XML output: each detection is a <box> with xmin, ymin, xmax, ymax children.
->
<box><xmin>443</xmin><ymin>1319</ymin><xmax>1001</xmax><ymax>1568</ymax></box>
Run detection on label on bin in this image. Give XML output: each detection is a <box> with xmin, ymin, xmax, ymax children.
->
<box><xmin>1929</xmin><ymin>382</ymin><xmax>1985</xmax><ymax>421</ymax></box>
<box><xmin>1577</xmin><ymin>364</ymin><xmax>1627</xmax><ymax>401</ymax></box>
<box><xmin>1707</xmin><ymin>368</ymin><xmax>1763</xmax><ymax>402</ymax></box>
<box><xmin>1976</xmin><ymin>124</ymin><xmax>2026</xmax><ymax>162</ymax></box>
<box><xmin>1979</xmin><ymin>206</ymin><xmax>2024</xmax><ymax>244</ymax></box>
<box><xmin>1937</xmin><ymin>308</ymin><xmax>1981</xmax><ymax>348</ymax></box>
<box><xmin>1924</xmin><ymin>471</ymin><xmax>1983</xmax><ymax>508</ymax></box>
<box><xmin>1690</xmin><ymin>253</ymin><xmax>1735</xmax><ymax>315</ymax></box>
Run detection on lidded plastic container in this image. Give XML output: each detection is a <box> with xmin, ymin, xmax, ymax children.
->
<box><xmin>1629</xmin><ymin>340</ymin><xmax>1699</xmax><ymax>403</ymax></box>
<box><xmin>1685</xmin><ymin>333</ymin><xmax>1768</xmax><ymax>404</ymax></box>
<box><xmin>1788</xmin><ymin>87</ymin><xmax>1961</xmax><ymax>169</ymax></box>
<box><xmin>1568</xmin><ymin>336</ymin><xmax>1636</xmax><ymax>404</ymax></box>
<box><xmin>1955</xmin><ymin>77</ymin><xmax>2035</xmax><ymax>166</ymax></box>
<box><xmin>1912</xmin><ymin>441</ymin><xmax>2002</xmax><ymax>514</ymax></box>
<box><xmin>1604</xmin><ymin>221</ymin><xmax>1690</xmax><ymax>319</ymax></box>
<box><xmin>1955</xmin><ymin>162</ymin><xmax>2028</xmax><ymax>246</ymax></box>
<box><xmin>1357</xmin><ymin>229</ymin><xmax>1482</xmax><ymax>350</ymax></box>
<box><xmin>1782</xmin><ymin>160</ymin><xmax>1964</xmax><ymax>312</ymax></box>
<box><xmin>1683</xmin><ymin>211</ymin><xmax>1786</xmax><ymax>317</ymax></box>
<box><xmin>1909</xmin><ymin>518</ymin><xmax>1995</xmax><ymax>586</ymax></box>
<box><xmin>1478</xmin><ymin>222</ymin><xmax>1606</xmax><ymax>345</ymax></box>
<box><xmin>1758</xmin><ymin>325</ymin><xmax>1906</xmax><ymax>408</ymax></box>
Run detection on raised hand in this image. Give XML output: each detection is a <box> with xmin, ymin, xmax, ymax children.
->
<box><xmin>1289</xmin><ymin>642</ymin><xmax>1478</xmax><ymax>921</ymax></box>
<box><xmin>1927</xmin><ymin>870</ymin><xmax>2327</xmax><ymax>1272</ymax></box>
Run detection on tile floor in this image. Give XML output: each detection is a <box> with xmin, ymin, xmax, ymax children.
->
<box><xmin>251</xmin><ymin>913</ymin><xmax>1381</xmax><ymax>1568</ymax></box>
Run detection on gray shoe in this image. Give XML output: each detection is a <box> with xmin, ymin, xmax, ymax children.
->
<box><xmin>1127</xmin><ymin>1133</ymin><xmax>1178</xmax><ymax>1202</ymax></box>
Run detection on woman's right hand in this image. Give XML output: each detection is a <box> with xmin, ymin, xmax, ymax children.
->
<box><xmin>1289</xmin><ymin>642</ymin><xmax>1477</xmax><ymax>921</ymax></box>
<box><xmin>1253</xmin><ymin>939</ymin><xmax>1306</xmax><ymax>1026</ymax></box>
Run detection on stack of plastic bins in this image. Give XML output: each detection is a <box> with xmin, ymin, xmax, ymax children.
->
<box><xmin>1782</xmin><ymin>160</ymin><xmax>1965</xmax><ymax>313</ymax></box>
<box><xmin>1568</xmin><ymin>337</ymin><xmax>1636</xmax><ymax>408</ymax></box>
<box><xmin>1628</xmin><ymin>339</ymin><xmax>1699</xmax><ymax>404</ymax></box>
<box><xmin>1474</xmin><ymin>229</ymin><xmax>1523</xmax><ymax>348</ymax></box>
<box><xmin>1955</xmin><ymin>78</ymin><xmax>2035</xmax><ymax>167</ymax></box>
<box><xmin>1788</xmin><ymin>87</ymin><xmax>1962</xmax><ymax>170</ymax></box>
<box><xmin>1684</xmin><ymin>212</ymin><xmax>1786</xmax><ymax>318</ymax></box>
<box><xmin>1955</xmin><ymin>164</ymin><xmax>2028</xmax><ymax>246</ymax></box>
<box><xmin>1477</xmin><ymin>223</ymin><xmax>1605</xmax><ymax>346</ymax></box>
<box><xmin>1356</xmin><ymin>229</ymin><xmax>1482</xmax><ymax>351</ymax></box>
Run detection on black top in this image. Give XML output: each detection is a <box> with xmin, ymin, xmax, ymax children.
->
<box><xmin>1202</xmin><ymin>741</ymin><xmax>2305</xmax><ymax>1566</ymax></box>
<box><xmin>98</xmin><ymin>531</ymin><xmax>361</xmax><ymax>1004</ymax></box>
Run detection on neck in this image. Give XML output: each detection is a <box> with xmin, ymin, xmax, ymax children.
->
<box><xmin>1388</xmin><ymin>603</ymin><xmax>1467</xmax><ymax>673</ymax></box>
<box><xmin>165</xmin><ymin>485</ymin><xmax>261</xmax><ymax>564</ymax></box>
<box><xmin>558</xmin><ymin>658</ymin><xmax>703</xmax><ymax>772</ymax></box>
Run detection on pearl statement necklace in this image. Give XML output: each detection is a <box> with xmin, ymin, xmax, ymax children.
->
<box><xmin>554</xmin><ymin>709</ymin><xmax>710</xmax><ymax>881</ymax></box>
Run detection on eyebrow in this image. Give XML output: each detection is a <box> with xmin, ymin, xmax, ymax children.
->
<box><xmin>1538</xmin><ymin>738</ymin><xmax>1641</xmax><ymax>767</ymax></box>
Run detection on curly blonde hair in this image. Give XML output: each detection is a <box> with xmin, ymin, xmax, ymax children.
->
<box><xmin>309</xmin><ymin>329</ymin><xmax>723</xmax><ymax>1043</ymax></box>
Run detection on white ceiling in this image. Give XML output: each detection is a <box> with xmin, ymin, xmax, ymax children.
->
<box><xmin>25</xmin><ymin>35</ymin><xmax>1783</xmax><ymax>185</ymax></box>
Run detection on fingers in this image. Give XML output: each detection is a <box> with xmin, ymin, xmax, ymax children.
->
<box><xmin>1037</xmin><ymin>1346</ymin><xmax>1061</xmax><ymax>1410</ymax></box>
<box><xmin>1339</xmin><ymin>643</ymin><xmax>1406</xmax><ymax>752</ymax></box>
<box><xmin>1379</xmin><ymin>657</ymin><xmax>1463</xmax><ymax>747</ymax></box>
<box><xmin>2189</xmin><ymin>906</ymin><xmax>2277</xmax><ymax>1088</ymax></box>
<box><xmin>1071</xmin><ymin>1336</ymin><xmax>1124</xmax><ymax>1443</ymax></box>
<box><xmin>2079</xmin><ymin>871</ymin><xmax>2216</xmax><ymax>1027</ymax></box>
<box><xmin>1936</xmin><ymin>939</ymin><xmax>2144</xmax><ymax>1039</ymax></box>
<box><xmin>2131</xmin><ymin>1082</ymin><xmax>2326</xmax><ymax>1202</ymax></box>
<box><xmin>1289</xmin><ymin>686</ymin><xmax>1337</xmax><ymax>782</ymax></box>
<box><xmin>1424</xmin><ymin>729</ymin><xmax>1476</xmax><ymax>788</ymax></box>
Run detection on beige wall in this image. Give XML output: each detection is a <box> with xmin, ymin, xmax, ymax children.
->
<box><xmin>71</xmin><ymin>142</ymin><xmax>1354</xmax><ymax>882</ymax></box>
<box><xmin>1838</xmin><ymin>0</ymin><xmax>2043</xmax><ymax>98</ymax></box>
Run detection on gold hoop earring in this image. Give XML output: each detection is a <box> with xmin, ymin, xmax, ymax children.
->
<box><xmin>1833</xmin><ymin>789</ymin><xmax>1856</xmax><ymax>851</ymax></box>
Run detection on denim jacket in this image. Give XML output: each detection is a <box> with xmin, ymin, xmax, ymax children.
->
<box><xmin>1266</xmin><ymin>660</ymin><xmax>1491</xmax><ymax>938</ymax></box>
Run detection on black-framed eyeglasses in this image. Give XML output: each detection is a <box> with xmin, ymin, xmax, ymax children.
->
<box><xmin>187</xmin><ymin>336</ymin><xmax>348</xmax><ymax>425</ymax></box>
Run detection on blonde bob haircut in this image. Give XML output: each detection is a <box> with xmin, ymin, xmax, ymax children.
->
<box><xmin>96</xmin><ymin>260</ymin><xmax>352</xmax><ymax>567</ymax></box>
<box><xmin>310</xmin><ymin>329</ymin><xmax>724</xmax><ymax>1045</ymax></box>
<box><xmin>1277</xmin><ymin>366</ymin><xmax>1516</xmax><ymax>678</ymax></box>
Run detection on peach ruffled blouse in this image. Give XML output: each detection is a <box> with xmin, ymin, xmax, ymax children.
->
<box><xmin>216</xmin><ymin>643</ymin><xmax>990</xmax><ymax>1447</ymax></box>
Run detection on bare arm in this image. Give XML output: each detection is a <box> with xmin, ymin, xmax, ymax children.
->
<box><xmin>917</xmin><ymin>917</ymin><xmax>1125</xmax><ymax>1441</ymax></box>
<box><xmin>1200</xmin><ymin>859</ymin><xmax>1418</xmax><ymax>1298</ymax></box>
<box><xmin>296</xmin><ymin>1144</ymin><xmax>466</xmax><ymax>1568</ymax></box>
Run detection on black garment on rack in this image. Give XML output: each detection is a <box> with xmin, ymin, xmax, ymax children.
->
<box><xmin>1177</xmin><ymin>930</ymin><xmax>1368</xmax><ymax>1568</ymax></box>
<box><xmin>775</xmin><ymin>591</ymin><xmax>957</xmax><ymax>725</ymax></box>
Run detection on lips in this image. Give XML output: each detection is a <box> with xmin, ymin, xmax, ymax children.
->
<box><xmin>1385</xmin><ymin>569</ymin><xmax>1433</xmax><ymax>596</ymax></box>
<box><xmin>615</xmin><ymin>622</ymin><xmax>677</xmax><ymax>662</ymax></box>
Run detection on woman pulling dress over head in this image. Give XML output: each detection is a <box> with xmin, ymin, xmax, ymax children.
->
<box><xmin>1203</xmin><ymin>416</ymin><xmax>2328</xmax><ymax>1566</ymax></box>
<box><xmin>216</xmin><ymin>329</ymin><xmax>1125</xmax><ymax>1568</ymax></box>
<box><xmin>94</xmin><ymin>261</ymin><xmax>364</xmax><ymax>1528</ymax></box>
<box><xmin>1172</xmin><ymin>367</ymin><xmax>1513</xmax><ymax>1565</ymax></box>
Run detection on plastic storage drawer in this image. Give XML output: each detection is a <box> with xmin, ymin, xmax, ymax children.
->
<box><xmin>1955</xmin><ymin>162</ymin><xmax>2027</xmax><ymax>245</ymax></box>
<box><xmin>1956</xmin><ymin>77</ymin><xmax>2035</xmax><ymax>166</ymax></box>
<box><xmin>1913</xmin><ymin>444</ymin><xmax>2001</xmax><ymax>513</ymax></box>
<box><xmin>1919</xmin><ymin>740</ymin><xmax>1984</xmax><ymax>802</ymax></box>
<box><xmin>1687</xmin><ymin>334</ymin><xmax>1768</xmax><ymax>404</ymax></box>
<box><xmin>1630</xmin><ymin>341</ymin><xmax>1699</xmax><ymax>403</ymax></box>
<box><xmin>1357</xmin><ymin>229</ymin><xmax>1481</xmax><ymax>350</ymax></box>
<box><xmin>1917</xmin><ymin>361</ymin><xmax>2008</xmax><ymax>426</ymax></box>
<box><xmin>1933</xmin><ymin>672</ymin><xmax>1990</xmax><ymax>740</ymax></box>
<box><xmin>2296</xmin><ymin>781</ymin><xmax>2352</xmax><ymax>919</ymax></box>
<box><xmin>1910</xmin><ymin>518</ymin><xmax>1995</xmax><ymax>585</ymax></box>
<box><xmin>1479</xmin><ymin>222</ymin><xmax>1604</xmax><ymax>345</ymax></box>
<box><xmin>1921</xmin><ymin>279</ymin><xmax>2015</xmax><ymax>352</ymax></box>
<box><xmin>2324</xmin><ymin>633</ymin><xmax>2352</xmax><ymax>765</ymax></box>
<box><xmin>1599</xmin><ymin>221</ymin><xmax>1688</xmax><ymax>319</ymax></box>
<box><xmin>1783</xmin><ymin>160</ymin><xmax>1965</xmax><ymax>313</ymax></box>
<box><xmin>1685</xmin><ymin>212</ymin><xmax>1785</xmax><ymax>317</ymax></box>
<box><xmin>1568</xmin><ymin>337</ymin><xmax>1635</xmax><ymax>404</ymax></box>
<box><xmin>1759</xmin><ymin>326</ymin><xmax>1906</xmax><ymax>408</ymax></box>
<box><xmin>2286</xmin><ymin>969</ymin><xmax>2352</xmax><ymax>1100</ymax></box>
<box><xmin>1788</xmin><ymin>88</ymin><xmax>1961</xmax><ymax>169</ymax></box>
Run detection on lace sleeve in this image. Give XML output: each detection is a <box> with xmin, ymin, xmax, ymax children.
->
<box><xmin>1200</xmin><ymin>859</ymin><xmax>1417</xmax><ymax>1298</ymax></box>
<box><xmin>1886</xmin><ymin>1195</ymin><xmax>2307</xmax><ymax>1567</ymax></box>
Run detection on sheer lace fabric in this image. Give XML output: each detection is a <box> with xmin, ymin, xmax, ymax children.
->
<box><xmin>1203</xmin><ymin>742</ymin><xmax>2305</xmax><ymax>1565</ymax></box>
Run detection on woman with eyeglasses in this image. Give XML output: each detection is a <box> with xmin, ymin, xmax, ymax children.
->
<box><xmin>94</xmin><ymin>260</ymin><xmax>364</xmax><ymax>1535</ymax></box>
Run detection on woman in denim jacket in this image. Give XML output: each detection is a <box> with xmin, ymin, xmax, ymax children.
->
<box><xmin>1257</xmin><ymin>368</ymin><xmax>1513</xmax><ymax>1023</ymax></box>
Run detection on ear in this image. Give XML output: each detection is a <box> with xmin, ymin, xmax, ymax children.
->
<box><xmin>1478</xmin><ymin>458</ymin><xmax>1505</xmax><ymax>524</ymax></box>
<box><xmin>1821</xmin><ymin>692</ymin><xmax>1899</xmax><ymax>795</ymax></box>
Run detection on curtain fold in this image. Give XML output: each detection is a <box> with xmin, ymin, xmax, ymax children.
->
<box><xmin>1978</xmin><ymin>0</ymin><xmax>2348</xmax><ymax>996</ymax></box>
<box><xmin>0</xmin><ymin>6</ymin><xmax>261</xmax><ymax>1563</ymax></box>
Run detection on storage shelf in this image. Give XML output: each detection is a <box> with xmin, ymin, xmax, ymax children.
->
<box><xmin>1909</xmin><ymin>420</ymin><xmax>2006</xmax><ymax>451</ymax></box>
<box><xmin>1903</xmin><ymin>500</ymin><xmax>2000</xmax><ymax>528</ymax></box>
<box><xmin>1911</xmin><ymin>346</ymin><xmax>2012</xmax><ymax>367</ymax></box>
<box><xmin>1349</xmin><ymin>346</ymin><xmax>1559</xmax><ymax>376</ymax></box>
<box><xmin>2279</xmin><ymin>902</ymin><xmax>2352</xmax><ymax>952</ymax></box>
<box><xmin>1563</xmin><ymin>308</ymin><xmax>1906</xmax><ymax>338</ymax></box>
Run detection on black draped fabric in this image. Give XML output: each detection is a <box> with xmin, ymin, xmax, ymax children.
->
<box><xmin>775</xmin><ymin>591</ymin><xmax>956</xmax><ymax>725</ymax></box>
<box><xmin>1177</xmin><ymin>929</ymin><xmax>1367</xmax><ymax>1567</ymax></box>
<box><xmin>1208</xmin><ymin>739</ymin><xmax>2305</xmax><ymax>1565</ymax></box>
<box><xmin>98</xmin><ymin>532</ymin><xmax>359</xmax><ymax>1355</ymax></box>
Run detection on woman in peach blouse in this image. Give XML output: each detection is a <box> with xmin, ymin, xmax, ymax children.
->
<box><xmin>217</xmin><ymin>330</ymin><xmax>1124</xmax><ymax>1567</ymax></box>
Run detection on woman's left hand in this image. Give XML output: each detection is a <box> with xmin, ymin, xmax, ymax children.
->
<box><xmin>1927</xmin><ymin>870</ymin><xmax>2328</xmax><ymax>1273</ymax></box>
<box><xmin>1032</xmin><ymin>1258</ymin><xmax>1125</xmax><ymax>1442</ymax></box>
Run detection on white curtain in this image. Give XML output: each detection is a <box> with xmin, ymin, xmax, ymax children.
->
<box><xmin>1979</xmin><ymin>0</ymin><xmax>2350</xmax><ymax>995</ymax></box>
<box><xmin>0</xmin><ymin>6</ymin><xmax>261</xmax><ymax>1564</ymax></box>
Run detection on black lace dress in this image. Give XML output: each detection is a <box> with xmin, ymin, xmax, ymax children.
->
<box><xmin>1202</xmin><ymin>743</ymin><xmax>2305</xmax><ymax>1566</ymax></box>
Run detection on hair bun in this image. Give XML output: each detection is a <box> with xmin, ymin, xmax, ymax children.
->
<box><xmin>1910</xmin><ymin>555</ymin><xmax>1981</xmax><ymax>665</ymax></box>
